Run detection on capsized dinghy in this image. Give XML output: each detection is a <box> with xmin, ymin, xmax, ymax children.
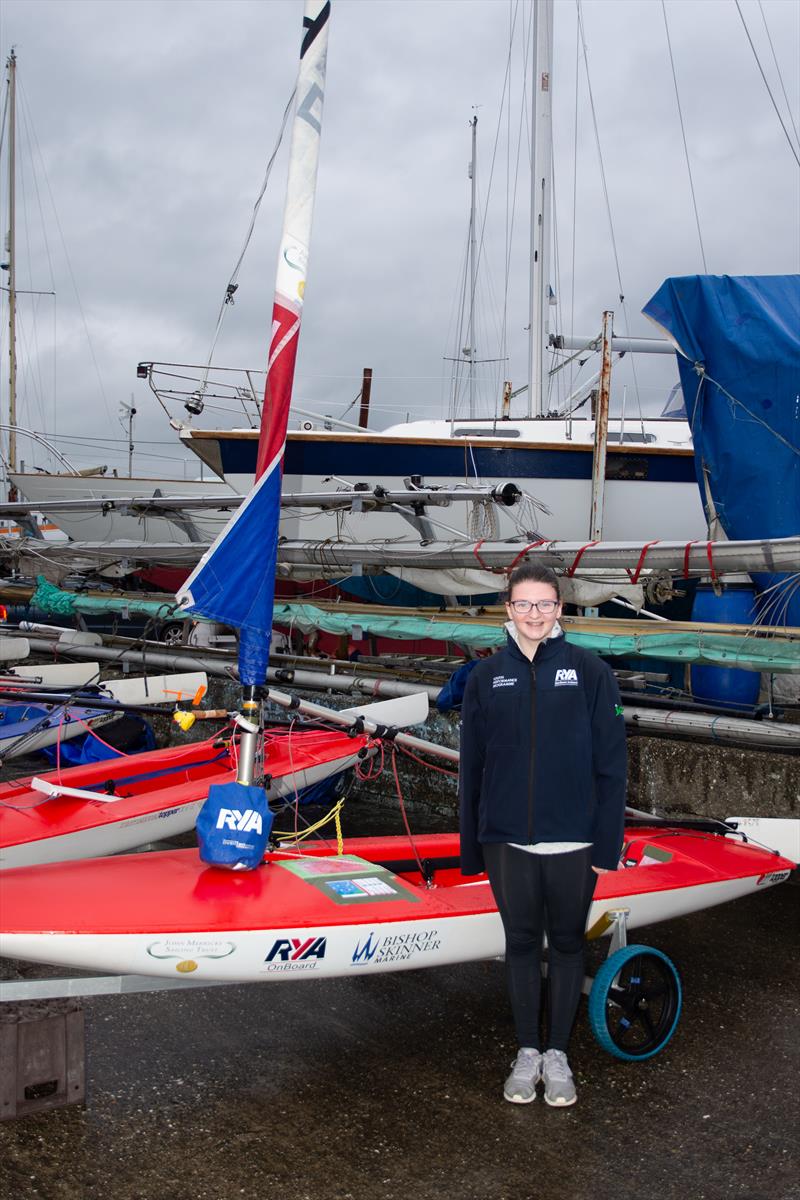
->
<box><xmin>0</xmin><ymin>825</ymin><xmax>793</xmax><ymax>980</ymax></box>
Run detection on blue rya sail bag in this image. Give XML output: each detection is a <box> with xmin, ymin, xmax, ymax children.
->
<box><xmin>196</xmin><ymin>781</ymin><xmax>274</xmax><ymax>871</ymax></box>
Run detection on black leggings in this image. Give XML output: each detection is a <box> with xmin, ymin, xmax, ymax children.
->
<box><xmin>483</xmin><ymin>843</ymin><xmax>597</xmax><ymax>1052</ymax></box>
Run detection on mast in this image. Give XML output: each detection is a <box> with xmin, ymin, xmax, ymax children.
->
<box><xmin>6</xmin><ymin>49</ymin><xmax>17</xmax><ymax>490</ymax></box>
<box><xmin>527</xmin><ymin>0</ymin><xmax>554</xmax><ymax>418</ymax></box>
<box><xmin>589</xmin><ymin>310</ymin><xmax>613</xmax><ymax>540</ymax></box>
<box><xmin>468</xmin><ymin>114</ymin><xmax>478</xmax><ymax>419</ymax></box>
<box><xmin>176</xmin><ymin>0</ymin><xmax>331</xmax><ymax>789</ymax></box>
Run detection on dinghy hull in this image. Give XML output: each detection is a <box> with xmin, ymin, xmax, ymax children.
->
<box><xmin>0</xmin><ymin>829</ymin><xmax>792</xmax><ymax>979</ymax></box>
<box><xmin>0</xmin><ymin>729</ymin><xmax>369</xmax><ymax>868</ymax></box>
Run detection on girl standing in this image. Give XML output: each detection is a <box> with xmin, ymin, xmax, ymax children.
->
<box><xmin>459</xmin><ymin>562</ymin><xmax>627</xmax><ymax>1105</ymax></box>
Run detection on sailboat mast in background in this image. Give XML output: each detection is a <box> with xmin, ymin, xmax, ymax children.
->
<box><xmin>5</xmin><ymin>49</ymin><xmax>17</xmax><ymax>490</ymax></box>
<box><xmin>528</xmin><ymin>0</ymin><xmax>554</xmax><ymax>418</ymax></box>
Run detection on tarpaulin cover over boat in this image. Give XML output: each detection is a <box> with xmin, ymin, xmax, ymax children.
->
<box><xmin>22</xmin><ymin>582</ymin><xmax>800</xmax><ymax>671</ymax></box>
<box><xmin>643</xmin><ymin>275</ymin><xmax>800</xmax><ymax>625</ymax></box>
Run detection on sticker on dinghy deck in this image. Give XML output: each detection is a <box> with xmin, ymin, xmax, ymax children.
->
<box><xmin>275</xmin><ymin>854</ymin><xmax>422</xmax><ymax>905</ymax></box>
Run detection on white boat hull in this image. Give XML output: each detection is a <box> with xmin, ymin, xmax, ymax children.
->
<box><xmin>0</xmin><ymin>867</ymin><xmax>785</xmax><ymax>981</ymax></box>
<box><xmin>0</xmin><ymin>751</ymin><xmax>361</xmax><ymax>870</ymax></box>
<box><xmin>183</xmin><ymin>418</ymin><xmax>706</xmax><ymax>545</ymax></box>
<box><xmin>0</xmin><ymin>711</ymin><xmax>118</xmax><ymax>759</ymax></box>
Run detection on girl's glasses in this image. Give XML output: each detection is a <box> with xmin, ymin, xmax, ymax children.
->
<box><xmin>508</xmin><ymin>599</ymin><xmax>558</xmax><ymax>615</ymax></box>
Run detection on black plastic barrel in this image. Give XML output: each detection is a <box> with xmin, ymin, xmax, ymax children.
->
<box><xmin>689</xmin><ymin>583</ymin><xmax>760</xmax><ymax>707</ymax></box>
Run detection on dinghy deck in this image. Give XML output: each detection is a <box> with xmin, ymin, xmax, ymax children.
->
<box><xmin>0</xmin><ymin>828</ymin><xmax>792</xmax><ymax>981</ymax></box>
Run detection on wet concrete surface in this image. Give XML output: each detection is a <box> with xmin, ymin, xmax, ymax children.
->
<box><xmin>1</xmin><ymin>801</ymin><xmax>798</xmax><ymax>1200</ymax></box>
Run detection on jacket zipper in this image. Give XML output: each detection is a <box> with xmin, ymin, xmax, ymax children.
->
<box><xmin>527</xmin><ymin>660</ymin><xmax>536</xmax><ymax>843</ymax></box>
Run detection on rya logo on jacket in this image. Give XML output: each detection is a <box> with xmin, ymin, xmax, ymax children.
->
<box><xmin>554</xmin><ymin>668</ymin><xmax>579</xmax><ymax>686</ymax></box>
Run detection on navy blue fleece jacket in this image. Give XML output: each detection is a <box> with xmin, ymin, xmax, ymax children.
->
<box><xmin>458</xmin><ymin>631</ymin><xmax>627</xmax><ymax>873</ymax></box>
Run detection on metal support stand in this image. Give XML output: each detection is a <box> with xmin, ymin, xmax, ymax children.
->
<box><xmin>581</xmin><ymin>907</ymin><xmax>630</xmax><ymax>996</ymax></box>
<box><xmin>1</xmin><ymin>975</ymin><xmax>232</xmax><ymax>1003</ymax></box>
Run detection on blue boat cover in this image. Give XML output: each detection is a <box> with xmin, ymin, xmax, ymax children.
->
<box><xmin>643</xmin><ymin>275</ymin><xmax>800</xmax><ymax>626</ymax></box>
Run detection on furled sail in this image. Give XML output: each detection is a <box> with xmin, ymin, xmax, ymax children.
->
<box><xmin>177</xmin><ymin>0</ymin><xmax>330</xmax><ymax>686</ymax></box>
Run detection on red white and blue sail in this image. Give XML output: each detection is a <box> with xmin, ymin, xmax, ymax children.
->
<box><xmin>177</xmin><ymin>0</ymin><xmax>330</xmax><ymax>686</ymax></box>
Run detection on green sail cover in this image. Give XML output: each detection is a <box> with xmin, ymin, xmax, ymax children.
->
<box><xmin>31</xmin><ymin>577</ymin><xmax>178</xmax><ymax>621</ymax></box>
<box><xmin>271</xmin><ymin>601</ymin><xmax>800</xmax><ymax>673</ymax></box>
<box><xmin>28</xmin><ymin>581</ymin><xmax>800</xmax><ymax>672</ymax></box>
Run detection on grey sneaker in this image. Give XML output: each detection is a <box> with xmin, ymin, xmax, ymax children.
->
<box><xmin>503</xmin><ymin>1048</ymin><xmax>542</xmax><ymax>1104</ymax></box>
<box><xmin>542</xmin><ymin>1049</ymin><xmax>577</xmax><ymax>1107</ymax></box>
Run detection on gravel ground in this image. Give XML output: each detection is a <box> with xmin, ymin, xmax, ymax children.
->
<box><xmin>0</xmin><ymin>789</ymin><xmax>797</xmax><ymax>1200</ymax></box>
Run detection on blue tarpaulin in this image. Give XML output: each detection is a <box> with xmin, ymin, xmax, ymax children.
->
<box><xmin>644</xmin><ymin>275</ymin><xmax>800</xmax><ymax>626</ymax></box>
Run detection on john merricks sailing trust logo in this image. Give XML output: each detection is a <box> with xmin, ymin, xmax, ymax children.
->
<box><xmin>352</xmin><ymin>928</ymin><xmax>441</xmax><ymax>966</ymax></box>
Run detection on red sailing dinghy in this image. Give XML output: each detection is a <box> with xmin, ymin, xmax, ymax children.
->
<box><xmin>0</xmin><ymin>824</ymin><xmax>793</xmax><ymax>1060</ymax></box>
<box><xmin>0</xmin><ymin>725</ymin><xmax>373</xmax><ymax>870</ymax></box>
<box><xmin>0</xmin><ymin>825</ymin><xmax>792</xmax><ymax>982</ymax></box>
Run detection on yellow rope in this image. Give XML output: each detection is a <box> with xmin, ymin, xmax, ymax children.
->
<box><xmin>273</xmin><ymin>799</ymin><xmax>345</xmax><ymax>853</ymax></box>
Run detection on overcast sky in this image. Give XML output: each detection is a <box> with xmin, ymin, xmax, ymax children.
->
<box><xmin>0</xmin><ymin>0</ymin><xmax>797</xmax><ymax>478</ymax></box>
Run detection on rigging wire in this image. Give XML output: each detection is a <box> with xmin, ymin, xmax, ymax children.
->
<box><xmin>501</xmin><ymin>1</ymin><xmax>531</xmax><ymax>409</ymax></box>
<box><xmin>734</xmin><ymin>0</ymin><xmax>800</xmax><ymax>167</ymax></box>
<box><xmin>660</xmin><ymin>0</ymin><xmax>708</xmax><ymax>272</ymax></box>
<box><xmin>17</xmin><ymin>88</ymin><xmax>59</xmax><ymax>432</ymax></box>
<box><xmin>575</xmin><ymin>1</ymin><xmax>645</xmax><ymax>431</ymax></box>
<box><xmin>13</xmin><ymin>77</ymin><xmax>115</xmax><ymax>439</ymax></box>
<box><xmin>757</xmin><ymin>0</ymin><xmax>800</xmax><ymax>151</ymax></box>
<box><xmin>568</xmin><ymin>10</ymin><xmax>581</xmax><ymax>432</ymax></box>
<box><xmin>450</xmin><ymin>2</ymin><xmax>526</xmax><ymax>426</ymax></box>
<box><xmin>199</xmin><ymin>85</ymin><xmax>297</xmax><ymax>393</ymax></box>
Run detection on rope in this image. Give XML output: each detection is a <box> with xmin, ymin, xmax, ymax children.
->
<box><xmin>660</xmin><ymin>0</ymin><xmax>708</xmax><ymax>271</ymax></box>
<box><xmin>396</xmin><ymin>742</ymin><xmax>458</xmax><ymax>779</ymax></box>
<box><xmin>390</xmin><ymin>747</ymin><xmax>426</xmax><ymax>880</ymax></box>
<box><xmin>694</xmin><ymin>365</ymin><xmax>800</xmax><ymax>456</ymax></box>
<box><xmin>355</xmin><ymin>739</ymin><xmax>384</xmax><ymax>781</ymax></box>
<box><xmin>735</xmin><ymin>0</ymin><xmax>800</xmax><ymax>167</ymax></box>
<box><xmin>507</xmin><ymin>540</ymin><xmax>548</xmax><ymax>573</ymax></box>
<box><xmin>682</xmin><ymin>539</ymin><xmax>700</xmax><ymax>580</ymax></box>
<box><xmin>272</xmin><ymin>799</ymin><xmax>346</xmax><ymax>852</ymax></box>
<box><xmin>706</xmin><ymin>541</ymin><xmax>719</xmax><ymax>585</ymax></box>
<box><xmin>626</xmin><ymin>540</ymin><xmax>661</xmax><ymax>584</ymax></box>
<box><xmin>566</xmin><ymin>540</ymin><xmax>599</xmax><ymax>576</ymax></box>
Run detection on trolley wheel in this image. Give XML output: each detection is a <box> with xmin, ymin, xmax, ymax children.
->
<box><xmin>588</xmin><ymin>944</ymin><xmax>682</xmax><ymax>1061</ymax></box>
